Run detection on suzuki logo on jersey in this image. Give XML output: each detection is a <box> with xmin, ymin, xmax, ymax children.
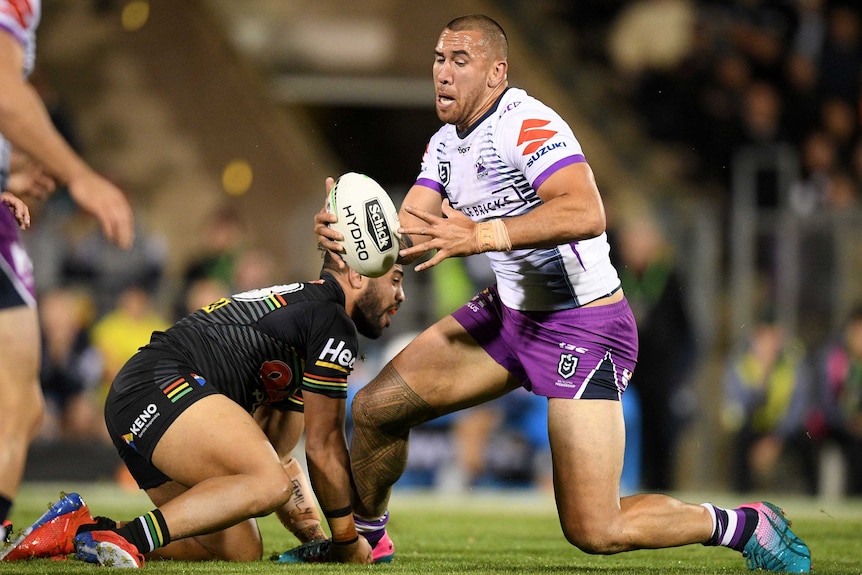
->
<box><xmin>526</xmin><ymin>142</ymin><xmax>567</xmax><ymax>169</ymax></box>
<box><xmin>517</xmin><ymin>118</ymin><xmax>558</xmax><ymax>155</ymax></box>
<box><xmin>364</xmin><ymin>199</ymin><xmax>393</xmax><ymax>253</ymax></box>
<box><xmin>557</xmin><ymin>353</ymin><xmax>578</xmax><ymax>380</ymax></box>
<box><xmin>318</xmin><ymin>338</ymin><xmax>355</xmax><ymax>369</ymax></box>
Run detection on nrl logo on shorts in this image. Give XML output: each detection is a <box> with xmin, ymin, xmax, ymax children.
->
<box><xmin>557</xmin><ymin>353</ymin><xmax>578</xmax><ymax>379</ymax></box>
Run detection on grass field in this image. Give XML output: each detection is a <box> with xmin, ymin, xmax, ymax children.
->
<box><xmin>1</xmin><ymin>482</ymin><xmax>860</xmax><ymax>574</ymax></box>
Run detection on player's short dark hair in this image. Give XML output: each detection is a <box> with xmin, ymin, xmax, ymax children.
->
<box><xmin>445</xmin><ymin>14</ymin><xmax>508</xmax><ymax>59</ymax></box>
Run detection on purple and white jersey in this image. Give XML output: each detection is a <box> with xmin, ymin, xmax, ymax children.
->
<box><xmin>415</xmin><ymin>87</ymin><xmax>620</xmax><ymax>311</ymax></box>
<box><xmin>0</xmin><ymin>0</ymin><xmax>40</xmax><ymax>189</ymax></box>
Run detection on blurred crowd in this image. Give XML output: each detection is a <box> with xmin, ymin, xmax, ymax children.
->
<box><xmin>595</xmin><ymin>0</ymin><xmax>862</xmax><ymax>216</ymax></box>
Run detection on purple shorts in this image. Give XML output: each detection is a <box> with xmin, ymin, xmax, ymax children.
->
<box><xmin>0</xmin><ymin>207</ymin><xmax>35</xmax><ymax>309</ymax></box>
<box><xmin>452</xmin><ymin>286</ymin><xmax>638</xmax><ymax>400</ymax></box>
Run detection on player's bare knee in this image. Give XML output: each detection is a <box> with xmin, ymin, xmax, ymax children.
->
<box><xmin>560</xmin><ymin>520</ymin><xmax>620</xmax><ymax>555</ymax></box>
<box><xmin>351</xmin><ymin>363</ymin><xmax>435</xmax><ymax>435</ymax></box>
<box><xmin>350</xmin><ymin>386</ymin><xmax>374</xmax><ymax>424</ymax></box>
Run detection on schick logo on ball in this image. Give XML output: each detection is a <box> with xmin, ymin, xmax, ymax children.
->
<box><xmin>365</xmin><ymin>199</ymin><xmax>393</xmax><ymax>253</ymax></box>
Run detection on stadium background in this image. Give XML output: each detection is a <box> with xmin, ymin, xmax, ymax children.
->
<box><xmin>21</xmin><ymin>0</ymin><xmax>862</xmax><ymax>496</ymax></box>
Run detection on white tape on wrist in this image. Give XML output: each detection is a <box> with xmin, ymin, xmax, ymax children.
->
<box><xmin>476</xmin><ymin>219</ymin><xmax>512</xmax><ymax>253</ymax></box>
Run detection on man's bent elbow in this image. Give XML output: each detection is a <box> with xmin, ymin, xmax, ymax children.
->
<box><xmin>584</xmin><ymin>208</ymin><xmax>607</xmax><ymax>239</ymax></box>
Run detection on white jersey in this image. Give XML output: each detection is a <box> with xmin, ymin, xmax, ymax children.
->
<box><xmin>0</xmin><ymin>0</ymin><xmax>40</xmax><ymax>189</ymax></box>
<box><xmin>416</xmin><ymin>87</ymin><xmax>620</xmax><ymax>312</ymax></box>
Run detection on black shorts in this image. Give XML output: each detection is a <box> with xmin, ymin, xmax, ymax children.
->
<box><xmin>104</xmin><ymin>347</ymin><xmax>221</xmax><ymax>489</ymax></box>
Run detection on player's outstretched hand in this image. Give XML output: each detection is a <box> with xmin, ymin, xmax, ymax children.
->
<box><xmin>1</xmin><ymin>191</ymin><xmax>30</xmax><ymax>230</ymax></box>
<box><xmin>398</xmin><ymin>200</ymin><xmax>477</xmax><ymax>271</ymax></box>
<box><xmin>327</xmin><ymin>537</ymin><xmax>373</xmax><ymax>564</ymax></box>
<box><xmin>67</xmin><ymin>169</ymin><xmax>135</xmax><ymax>250</ymax></box>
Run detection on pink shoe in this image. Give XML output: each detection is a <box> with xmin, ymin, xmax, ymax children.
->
<box><xmin>371</xmin><ymin>530</ymin><xmax>394</xmax><ymax>563</ymax></box>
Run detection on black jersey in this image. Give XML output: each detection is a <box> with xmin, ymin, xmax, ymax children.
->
<box><xmin>141</xmin><ymin>273</ymin><xmax>358</xmax><ymax>413</ymax></box>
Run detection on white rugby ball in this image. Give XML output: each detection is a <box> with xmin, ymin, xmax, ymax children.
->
<box><xmin>327</xmin><ymin>172</ymin><xmax>400</xmax><ymax>278</ymax></box>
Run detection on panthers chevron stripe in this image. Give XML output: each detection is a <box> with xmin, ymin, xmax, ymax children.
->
<box><xmin>303</xmin><ymin>373</ymin><xmax>347</xmax><ymax>393</ymax></box>
<box><xmin>160</xmin><ymin>377</ymin><xmax>192</xmax><ymax>403</ymax></box>
<box><xmin>314</xmin><ymin>361</ymin><xmax>350</xmax><ymax>373</ymax></box>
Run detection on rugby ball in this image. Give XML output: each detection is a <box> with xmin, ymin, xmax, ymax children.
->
<box><xmin>327</xmin><ymin>172</ymin><xmax>400</xmax><ymax>278</ymax></box>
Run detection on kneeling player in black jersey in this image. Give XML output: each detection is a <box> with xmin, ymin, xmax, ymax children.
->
<box><xmin>4</xmin><ymin>251</ymin><xmax>403</xmax><ymax>567</ymax></box>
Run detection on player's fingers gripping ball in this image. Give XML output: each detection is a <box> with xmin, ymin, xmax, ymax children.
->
<box><xmin>326</xmin><ymin>172</ymin><xmax>401</xmax><ymax>278</ymax></box>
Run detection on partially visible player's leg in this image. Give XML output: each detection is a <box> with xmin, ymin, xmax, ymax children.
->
<box><xmin>274</xmin><ymin>314</ymin><xmax>521</xmax><ymax>565</ymax></box>
<box><xmin>0</xmin><ymin>305</ymin><xmax>44</xmax><ymax>534</ymax></box>
<box><xmin>144</xmin><ymin>480</ymin><xmax>263</xmax><ymax>561</ymax></box>
<box><xmin>146</xmin><ymin>524</ymin><xmax>260</xmax><ymax>562</ymax></box>
<box><xmin>0</xmin><ymin>245</ymin><xmax>51</xmax><ymax>555</ymax></box>
<box><xmin>254</xmin><ymin>406</ymin><xmax>325</xmax><ymax>543</ymax></box>
<box><xmin>149</xmin><ymin>394</ymin><xmax>292</xmax><ymax>540</ymax></box>
<box><xmin>351</xmin><ymin>314</ymin><xmax>520</xmax><ymax>518</ymax></box>
<box><xmin>549</xmin><ymin>398</ymin><xmax>811</xmax><ymax>571</ymax></box>
<box><xmin>77</xmin><ymin>394</ymin><xmax>292</xmax><ymax>566</ymax></box>
<box><xmin>549</xmin><ymin>397</ymin><xmax>714</xmax><ymax>553</ymax></box>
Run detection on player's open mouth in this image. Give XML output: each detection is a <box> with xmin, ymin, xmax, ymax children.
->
<box><xmin>437</xmin><ymin>94</ymin><xmax>455</xmax><ymax>106</ymax></box>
